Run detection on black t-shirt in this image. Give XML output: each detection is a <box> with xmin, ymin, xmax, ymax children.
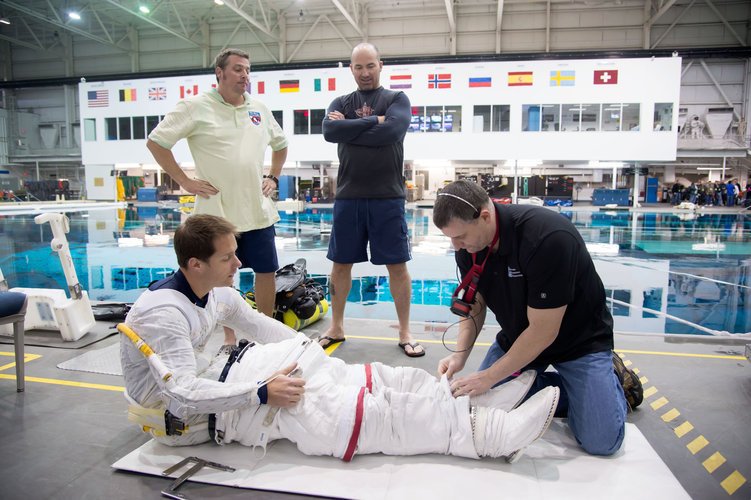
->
<box><xmin>456</xmin><ymin>203</ymin><xmax>614</xmax><ymax>364</ymax></box>
<box><xmin>322</xmin><ymin>87</ymin><xmax>410</xmax><ymax>199</ymax></box>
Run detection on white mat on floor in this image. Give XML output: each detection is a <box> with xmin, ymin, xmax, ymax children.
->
<box><xmin>57</xmin><ymin>342</ymin><xmax>122</xmax><ymax>376</ymax></box>
<box><xmin>112</xmin><ymin>421</ymin><xmax>689</xmax><ymax>499</ymax></box>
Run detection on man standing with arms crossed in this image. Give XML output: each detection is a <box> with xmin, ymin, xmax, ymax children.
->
<box><xmin>320</xmin><ymin>42</ymin><xmax>424</xmax><ymax>357</ymax></box>
<box><xmin>147</xmin><ymin>48</ymin><xmax>287</xmax><ymax>348</ymax></box>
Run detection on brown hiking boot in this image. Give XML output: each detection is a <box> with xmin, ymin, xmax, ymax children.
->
<box><xmin>613</xmin><ymin>351</ymin><xmax>643</xmax><ymax>410</ymax></box>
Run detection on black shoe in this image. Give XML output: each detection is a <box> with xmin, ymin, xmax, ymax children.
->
<box><xmin>613</xmin><ymin>351</ymin><xmax>643</xmax><ymax>410</ymax></box>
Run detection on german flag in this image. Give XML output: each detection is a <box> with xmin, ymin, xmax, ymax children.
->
<box><xmin>279</xmin><ymin>80</ymin><xmax>300</xmax><ymax>93</ymax></box>
<box><xmin>119</xmin><ymin>88</ymin><xmax>137</xmax><ymax>101</ymax></box>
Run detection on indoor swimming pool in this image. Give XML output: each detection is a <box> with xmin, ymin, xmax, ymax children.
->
<box><xmin>0</xmin><ymin>204</ymin><xmax>748</xmax><ymax>335</ymax></box>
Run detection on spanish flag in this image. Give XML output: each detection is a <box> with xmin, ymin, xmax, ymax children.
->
<box><xmin>119</xmin><ymin>89</ymin><xmax>137</xmax><ymax>101</ymax></box>
<box><xmin>508</xmin><ymin>72</ymin><xmax>533</xmax><ymax>86</ymax></box>
<box><xmin>280</xmin><ymin>80</ymin><xmax>300</xmax><ymax>93</ymax></box>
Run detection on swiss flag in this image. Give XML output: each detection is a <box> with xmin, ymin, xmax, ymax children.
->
<box><xmin>180</xmin><ymin>85</ymin><xmax>199</xmax><ymax>98</ymax></box>
<box><xmin>594</xmin><ymin>70</ymin><xmax>618</xmax><ymax>85</ymax></box>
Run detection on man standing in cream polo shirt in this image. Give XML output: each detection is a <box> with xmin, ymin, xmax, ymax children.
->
<box><xmin>147</xmin><ymin>48</ymin><xmax>287</xmax><ymax>347</ymax></box>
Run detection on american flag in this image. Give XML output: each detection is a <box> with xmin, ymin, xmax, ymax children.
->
<box><xmin>87</xmin><ymin>90</ymin><xmax>109</xmax><ymax>107</ymax></box>
<box><xmin>148</xmin><ymin>87</ymin><xmax>167</xmax><ymax>100</ymax></box>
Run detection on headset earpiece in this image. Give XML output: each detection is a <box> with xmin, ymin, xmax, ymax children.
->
<box><xmin>437</xmin><ymin>192</ymin><xmax>480</xmax><ymax>219</ymax></box>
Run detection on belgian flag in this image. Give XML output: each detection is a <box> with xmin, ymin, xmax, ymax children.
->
<box><xmin>119</xmin><ymin>89</ymin><xmax>137</xmax><ymax>102</ymax></box>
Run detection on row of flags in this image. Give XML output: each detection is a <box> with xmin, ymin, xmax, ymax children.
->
<box><xmin>87</xmin><ymin>70</ymin><xmax>620</xmax><ymax>108</ymax></box>
<box><xmin>390</xmin><ymin>69</ymin><xmax>619</xmax><ymax>90</ymax></box>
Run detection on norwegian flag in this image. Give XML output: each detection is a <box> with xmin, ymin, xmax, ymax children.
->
<box><xmin>428</xmin><ymin>74</ymin><xmax>451</xmax><ymax>89</ymax></box>
<box><xmin>180</xmin><ymin>85</ymin><xmax>198</xmax><ymax>98</ymax></box>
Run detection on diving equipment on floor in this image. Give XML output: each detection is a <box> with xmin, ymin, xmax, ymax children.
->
<box><xmin>244</xmin><ymin>258</ymin><xmax>329</xmax><ymax>330</ymax></box>
<box><xmin>3</xmin><ymin>212</ymin><xmax>95</xmax><ymax>341</ymax></box>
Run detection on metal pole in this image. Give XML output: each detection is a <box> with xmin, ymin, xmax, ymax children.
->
<box><xmin>633</xmin><ymin>162</ymin><xmax>640</xmax><ymax>208</ymax></box>
<box><xmin>513</xmin><ymin>160</ymin><xmax>518</xmax><ymax>204</ymax></box>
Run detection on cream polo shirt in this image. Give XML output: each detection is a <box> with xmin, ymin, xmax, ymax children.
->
<box><xmin>149</xmin><ymin>88</ymin><xmax>287</xmax><ymax>232</ymax></box>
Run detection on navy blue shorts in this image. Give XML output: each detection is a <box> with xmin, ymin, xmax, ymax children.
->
<box><xmin>327</xmin><ymin>198</ymin><xmax>411</xmax><ymax>265</ymax></box>
<box><xmin>236</xmin><ymin>225</ymin><xmax>278</xmax><ymax>273</ymax></box>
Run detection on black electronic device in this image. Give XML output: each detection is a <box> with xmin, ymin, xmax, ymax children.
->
<box><xmin>448</xmin><ymin>213</ymin><xmax>500</xmax><ymax>317</ymax></box>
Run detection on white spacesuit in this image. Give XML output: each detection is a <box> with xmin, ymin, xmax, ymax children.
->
<box><xmin>122</xmin><ymin>285</ymin><xmax>558</xmax><ymax>460</ymax></box>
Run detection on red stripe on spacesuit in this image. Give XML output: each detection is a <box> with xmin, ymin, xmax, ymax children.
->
<box><xmin>342</xmin><ymin>386</ymin><xmax>366</xmax><ymax>462</ymax></box>
<box><xmin>364</xmin><ymin>363</ymin><xmax>372</xmax><ymax>393</ymax></box>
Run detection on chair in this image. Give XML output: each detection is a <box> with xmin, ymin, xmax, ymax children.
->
<box><xmin>0</xmin><ymin>291</ymin><xmax>28</xmax><ymax>392</ymax></box>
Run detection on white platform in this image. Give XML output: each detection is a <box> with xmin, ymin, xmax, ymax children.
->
<box><xmin>112</xmin><ymin>421</ymin><xmax>689</xmax><ymax>499</ymax></box>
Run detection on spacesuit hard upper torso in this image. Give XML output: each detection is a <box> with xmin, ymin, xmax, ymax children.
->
<box><xmin>120</xmin><ymin>278</ymin><xmax>305</xmax><ymax>445</ymax></box>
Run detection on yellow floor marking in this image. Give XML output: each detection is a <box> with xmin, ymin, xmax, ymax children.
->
<box><xmin>702</xmin><ymin>451</ymin><xmax>726</xmax><ymax>473</ymax></box>
<box><xmin>650</xmin><ymin>396</ymin><xmax>668</xmax><ymax>410</ymax></box>
<box><xmin>632</xmin><ymin>368</ymin><xmax>640</xmax><ymax>374</ymax></box>
<box><xmin>0</xmin><ymin>353</ymin><xmax>43</xmax><ymax>371</ymax></box>
<box><xmin>615</xmin><ymin>349</ymin><xmax>745</xmax><ymax>361</ymax></box>
<box><xmin>0</xmin><ymin>374</ymin><xmax>124</xmax><ymax>392</ymax></box>
<box><xmin>674</xmin><ymin>421</ymin><xmax>693</xmax><ymax>438</ymax></box>
<box><xmin>643</xmin><ymin>386</ymin><xmax>658</xmax><ymax>398</ymax></box>
<box><xmin>639</xmin><ymin>376</ymin><xmax>648</xmax><ymax>384</ymax></box>
<box><xmin>720</xmin><ymin>470</ymin><xmax>746</xmax><ymax>495</ymax></box>
<box><xmin>342</xmin><ymin>334</ymin><xmax>493</xmax><ymax>347</ymax></box>
<box><xmin>623</xmin><ymin>359</ymin><xmax>633</xmax><ymax>367</ymax></box>
<box><xmin>661</xmin><ymin>408</ymin><xmax>680</xmax><ymax>422</ymax></box>
<box><xmin>687</xmin><ymin>435</ymin><xmax>708</xmax><ymax>455</ymax></box>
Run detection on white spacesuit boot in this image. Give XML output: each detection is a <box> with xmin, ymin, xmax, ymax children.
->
<box><xmin>470</xmin><ymin>370</ymin><xmax>537</xmax><ymax>411</ymax></box>
<box><xmin>473</xmin><ymin>386</ymin><xmax>559</xmax><ymax>462</ymax></box>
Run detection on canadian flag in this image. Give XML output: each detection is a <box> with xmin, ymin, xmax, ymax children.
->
<box><xmin>180</xmin><ymin>85</ymin><xmax>199</xmax><ymax>98</ymax></box>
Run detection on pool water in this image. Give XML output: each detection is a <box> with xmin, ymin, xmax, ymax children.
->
<box><xmin>0</xmin><ymin>205</ymin><xmax>748</xmax><ymax>336</ymax></box>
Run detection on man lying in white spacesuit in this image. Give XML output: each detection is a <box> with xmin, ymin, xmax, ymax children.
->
<box><xmin>121</xmin><ymin>214</ymin><xmax>559</xmax><ymax>462</ymax></box>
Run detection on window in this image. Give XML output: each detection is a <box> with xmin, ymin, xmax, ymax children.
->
<box><xmin>118</xmin><ymin>117</ymin><xmax>131</xmax><ymax>140</ymax></box>
<box><xmin>132</xmin><ymin>116</ymin><xmax>146</xmax><ymax>140</ymax></box>
<box><xmin>84</xmin><ymin>118</ymin><xmax>96</xmax><ymax>141</ymax></box>
<box><xmin>522</xmin><ymin>105</ymin><xmax>541</xmax><ymax>131</ymax></box>
<box><xmin>473</xmin><ymin>105</ymin><xmax>509</xmax><ymax>132</ymax></box>
<box><xmin>622</xmin><ymin>103</ymin><xmax>640</xmax><ymax>131</ymax></box>
<box><xmin>473</xmin><ymin>105</ymin><xmax>491</xmax><ymax>132</ymax></box>
<box><xmin>146</xmin><ymin>116</ymin><xmax>160</xmax><ymax>136</ymax></box>
<box><xmin>653</xmin><ymin>103</ymin><xmax>672</xmax><ymax>131</ymax></box>
<box><xmin>443</xmin><ymin>105</ymin><xmax>461</xmax><ymax>133</ymax></box>
<box><xmin>105</xmin><ymin>117</ymin><xmax>117</xmax><ymax>141</ymax></box>
<box><xmin>540</xmin><ymin>104</ymin><xmax>560</xmax><ymax>131</ymax></box>
<box><xmin>272</xmin><ymin>110</ymin><xmax>283</xmax><ymax>129</ymax></box>
<box><xmin>579</xmin><ymin>103</ymin><xmax>600</xmax><ymax>132</ymax></box>
<box><xmin>293</xmin><ymin>109</ymin><xmax>326</xmax><ymax>134</ymax></box>
<box><xmin>426</xmin><ymin>106</ymin><xmax>443</xmax><ymax>132</ymax></box>
<box><xmin>409</xmin><ymin>106</ymin><xmax>425</xmax><ymax>133</ymax></box>
<box><xmin>601</xmin><ymin>103</ymin><xmax>622</xmax><ymax>131</ymax></box>
<box><xmin>294</xmin><ymin>109</ymin><xmax>309</xmax><ymax>134</ymax></box>
<box><xmin>491</xmin><ymin>105</ymin><xmax>509</xmax><ymax>132</ymax></box>
<box><xmin>410</xmin><ymin>105</ymin><xmax>460</xmax><ymax>133</ymax></box>
<box><xmin>309</xmin><ymin>109</ymin><xmax>325</xmax><ymax>134</ymax></box>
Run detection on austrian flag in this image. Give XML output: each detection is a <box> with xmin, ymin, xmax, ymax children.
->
<box><xmin>594</xmin><ymin>70</ymin><xmax>618</xmax><ymax>85</ymax></box>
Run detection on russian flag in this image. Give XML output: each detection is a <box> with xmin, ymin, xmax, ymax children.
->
<box><xmin>469</xmin><ymin>77</ymin><xmax>491</xmax><ymax>88</ymax></box>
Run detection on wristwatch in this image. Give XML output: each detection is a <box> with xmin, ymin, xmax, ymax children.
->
<box><xmin>263</xmin><ymin>174</ymin><xmax>279</xmax><ymax>185</ymax></box>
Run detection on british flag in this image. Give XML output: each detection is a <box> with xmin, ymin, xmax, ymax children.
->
<box><xmin>148</xmin><ymin>87</ymin><xmax>167</xmax><ymax>100</ymax></box>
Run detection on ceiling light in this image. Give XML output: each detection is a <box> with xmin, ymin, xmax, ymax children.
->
<box><xmin>0</xmin><ymin>18</ymin><xmax>10</xmax><ymax>25</ymax></box>
<box><xmin>214</xmin><ymin>0</ymin><xmax>225</xmax><ymax>5</ymax></box>
<box><xmin>68</xmin><ymin>12</ymin><xmax>81</xmax><ymax>20</ymax></box>
<box><xmin>139</xmin><ymin>6</ymin><xmax>150</xmax><ymax>14</ymax></box>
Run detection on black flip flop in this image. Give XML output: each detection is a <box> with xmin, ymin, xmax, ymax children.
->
<box><xmin>317</xmin><ymin>335</ymin><xmax>345</xmax><ymax>349</ymax></box>
<box><xmin>398</xmin><ymin>341</ymin><xmax>426</xmax><ymax>358</ymax></box>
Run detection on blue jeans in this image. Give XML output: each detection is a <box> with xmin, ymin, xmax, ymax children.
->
<box><xmin>479</xmin><ymin>342</ymin><xmax>627</xmax><ymax>455</ymax></box>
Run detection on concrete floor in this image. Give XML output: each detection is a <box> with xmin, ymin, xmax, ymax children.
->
<box><xmin>1</xmin><ymin>315</ymin><xmax>749</xmax><ymax>499</ymax></box>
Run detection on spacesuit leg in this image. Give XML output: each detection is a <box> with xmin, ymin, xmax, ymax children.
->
<box><xmin>356</xmin><ymin>388</ymin><xmax>479</xmax><ymax>459</ymax></box>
